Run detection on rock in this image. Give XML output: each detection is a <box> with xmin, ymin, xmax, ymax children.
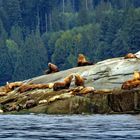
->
<box><xmin>29</xmin><ymin>52</ymin><xmax>140</xmax><ymax>90</ymax></box>
<box><xmin>8</xmin><ymin>104</ymin><xmax>18</xmax><ymax>112</ymax></box>
<box><xmin>39</xmin><ymin>99</ymin><xmax>47</xmax><ymax>104</ymax></box>
<box><xmin>47</xmin><ymin>96</ymin><xmax>98</xmax><ymax>114</ymax></box>
<box><xmin>48</xmin><ymin>92</ymin><xmax>74</xmax><ymax>103</ymax></box>
<box><xmin>0</xmin><ymin>109</ymin><xmax>3</xmax><ymax>113</ymax></box>
<box><xmin>135</xmin><ymin>51</ymin><xmax>140</xmax><ymax>58</ymax></box>
<box><xmin>0</xmin><ymin>51</ymin><xmax>140</xmax><ymax>114</ymax></box>
<box><xmin>1</xmin><ymin>86</ymin><xmax>140</xmax><ymax>114</ymax></box>
<box><xmin>0</xmin><ymin>92</ymin><xmax>7</xmax><ymax>96</ymax></box>
<box><xmin>23</xmin><ymin>100</ymin><xmax>37</xmax><ymax>109</ymax></box>
<box><xmin>108</xmin><ymin>92</ymin><xmax>134</xmax><ymax>112</ymax></box>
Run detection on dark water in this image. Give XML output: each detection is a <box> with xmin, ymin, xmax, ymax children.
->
<box><xmin>0</xmin><ymin>114</ymin><xmax>140</xmax><ymax>140</ymax></box>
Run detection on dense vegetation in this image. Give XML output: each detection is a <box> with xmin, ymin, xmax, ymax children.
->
<box><xmin>0</xmin><ymin>0</ymin><xmax>140</xmax><ymax>85</ymax></box>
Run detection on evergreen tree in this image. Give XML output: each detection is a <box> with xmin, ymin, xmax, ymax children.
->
<box><xmin>2</xmin><ymin>0</ymin><xmax>22</xmax><ymax>30</ymax></box>
<box><xmin>0</xmin><ymin>0</ymin><xmax>139</xmax><ymax>84</ymax></box>
<box><xmin>0</xmin><ymin>19</ymin><xmax>13</xmax><ymax>85</ymax></box>
<box><xmin>13</xmin><ymin>31</ymin><xmax>48</xmax><ymax>80</ymax></box>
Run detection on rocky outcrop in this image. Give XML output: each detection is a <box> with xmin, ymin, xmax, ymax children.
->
<box><xmin>0</xmin><ymin>51</ymin><xmax>140</xmax><ymax>114</ymax></box>
<box><xmin>0</xmin><ymin>87</ymin><xmax>140</xmax><ymax>114</ymax></box>
<box><xmin>28</xmin><ymin>53</ymin><xmax>140</xmax><ymax>90</ymax></box>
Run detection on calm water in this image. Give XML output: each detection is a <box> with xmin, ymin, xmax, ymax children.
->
<box><xmin>0</xmin><ymin>114</ymin><xmax>140</xmax><ymax>140</ymax></box>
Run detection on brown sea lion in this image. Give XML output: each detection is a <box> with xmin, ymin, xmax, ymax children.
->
<box><xmin>0</xmin><ymin>86</ymin><xmax>7</xmax><ymax>93</ymax></box>
<box><xmin>77</xmin><ymin>54</ymin><xmax>93</xmax><ymax>66</ymax></box>
<box><xmin>18</xmin><ymin>83</ymin><xmax>54</xmax><ymax>93</ymax></box>
<box><xmin>121</xmin><ymin>79</ymin><xmax>140</xmax><ymax>90</ymax></box>
<box><xmin>5</xmin><ymin>81</ymin><xmax>23</xmax><ymax>93</ymax></box>
<box><xmin>121</xmin><ymin>71</ymin><xmax>140</xmax><ymax>90</ymax></box>
<box><xmin>74</xmin><ymin>73</ymin><xmax>85</xmax><ymax>87</ymax></box>
<box><xmin>79</xmin><ymin>87</ymin><xmax>95</xmax><ymax>94</ymax></box>
<box><xmin>124</xmin><ymin>53</ymin><xmax>137</xmax><ymax>59</ymax></box>
<box><xmin>133</xmin><ymin>71</ymin><xmax>140</xmax><ymax>80</ymax></box>
<box><xmin>53</xmin><ymin>75</ymin><xmax>73</xmax><ymax>91</ymax></box>
<box><xmin>45</xmin><ymin>62</ymin><xmax>59</xmax><ymax>74</ymax></box>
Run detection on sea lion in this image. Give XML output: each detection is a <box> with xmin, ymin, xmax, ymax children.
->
<box><xmin>121</xmin><ymin>79</ymin><xmax>140</xmax><ymax>90</ymax></box>
<box><xmin>133</xmin><ymin>71</ymin><xmax>140</xmax><ymax>80</ymax></box>
<box><xmin>5</xmin><ymin>81</ymin><xmax>23</xmax><ymax>93</ymax></box>
<box><xmin>45</xmin><ymin>62</ymin><xmax>59</xmax><ymax>74</ymax></box>
<box><xmin>53</xmin><ymin>75</ymin><xmax>73</xmax><ymax>91</ymax></box>
<box><xmin>124</xmin><ymin>53</ymin><xmax>137</xmax><ymax>59</ymax></box>
<box><xmin>18</xmin><ymin>83</ymin><xmax>54</xmax><ymax>93</ymax></box>
<box><xmin>0</xmin><ymin>86</ymin><xmax>7</xmax><ymax>93</ymax></box>
<box><xmin>79</xmin><ymin>87</ymin><xmax>95</xmax><ymax>94</ymax></box>
<box><xmin>74</xmin><ymin>73</ymin><xmax>85</xmax><ymax>87</ymax></box>
<box><xmin>77</xmin><ymin>54</ymin><xmax>93</xmax><ymax>67</ymax></box>
<box><xmin>121</xmin><ymin>72</ymin><xmax>140</xmax><ymax>90</ymax></box>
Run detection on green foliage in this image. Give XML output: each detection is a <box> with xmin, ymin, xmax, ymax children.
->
<box><xmin>10</xmin><ymin>26</ymin><xmax>24</xmax><ymax>46</ymax></box>
<box><xmin>2</xmin><ymin>0</ymin><xmax>22</xmax><ymax>30</ymax></box>
<box><xmin>0</xmin><ymin>0</ymin><xmax>139</xmax><ymax>85</ymax></box>
<box><xmin>12</xmin><ymin>31</ymin><xmax>48</xmax><ymax>81</ymax></box>
<box><xmin>0</xmin><ymin>46</ymin><xmax>13</xmax><ymax>85</ymax></box>
<box><xmin>6</xmin><ymin>39</ymin><xmax>20</xmax><ymax>68</ymax></box>
<box><xmin>6</xmin><ymin>39</ymin><xmax>19</xmax><ymax>51</ymax></box>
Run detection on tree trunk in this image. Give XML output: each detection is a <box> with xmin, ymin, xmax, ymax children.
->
<box><xmin>36</xmin><ymin>6</ymin><xmax>40</xmax><ymax>32</ymax></box>
<box><xmin>49</xmin><ymin>13</ymin><xmax>52</xmax><ymax>31</ymax></box>
<box><xmin>45</xmin><ymin>13</ymin><xmax>48</xmax><ymax>32</ymax></box>
<box><xmin>85</xmin><ymin>0</ymin><xmax>88</xmax><ymax>10</ymax></box>
<box><xmin>62</xmin><ymin>0</ymin><xmax>65</xmax><ymax>13</ymax></box>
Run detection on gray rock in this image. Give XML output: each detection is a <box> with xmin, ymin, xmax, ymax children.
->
<box><xmin>29</xmin><ymin>51</ymin><xmax>140</xmax><ymax>90</ymax></box>
<box><xmin>136</xmin><ymin>51</ymin><xmax>140</xmax><ymax>58</ymax></box>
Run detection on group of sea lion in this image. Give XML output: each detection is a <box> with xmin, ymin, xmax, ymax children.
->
<box><xmin>1</xmin><ymin>52</ymin><xmax>140</xmax><ymax>93</ymax></box>
<box><xmin>44</xmin><ymin>52</ymin><xmax>140</xmax><ymax>91</ymax></box>
<box><xmin>44</xmin><ymin>53</ymin><xmax>93</xmax><ymax>75</ymax></box>
<box><xmin>53</xmin><ymin>73</ymin><xmax>85</xmax><ymax>91</ymax></box>
<box><xmin>122</xmin><ymin>71</ymin><xmax>140</xmax><ymax>90</ymax></box>
<box><xmin>2</xmin><ymin>73</ymin><xmax>85</xmax><ymax>93</ymax></box>
<box><xmin>42</xmin><ymin>54</ymin><xmax>91</xmax><ymax>91</ymax></box>
<box><xmin>122</xmin><ymin>53</ymin><xmax>140</xmax><ymax>90</ymax></box>
<box><xmin>44</xmin><ymin>52</ymin><xmax>138</xmax><ymax>75</ymax></box>
<box><xmin>1</xmin><ymin>54</ymin><xmax>92</xmax><ymax>93</ymax></box>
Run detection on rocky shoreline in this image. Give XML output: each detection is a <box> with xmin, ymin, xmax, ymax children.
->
<box><xmin>0</xmin><ymin>52</ymin><xmax>140</xmax><ymax>114</ymax></box>
<box><xmin>0</xmin><ymin>87</ymin><xmax>140</xmax><ymax>114</ymax></box>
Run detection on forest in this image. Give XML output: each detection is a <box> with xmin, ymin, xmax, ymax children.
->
<box><xmin>0</xmin><ymin>0</ymin><xmax>140</xmax><ymax>85</ymax></box>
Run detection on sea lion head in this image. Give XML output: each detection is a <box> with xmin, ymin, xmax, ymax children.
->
<box><xmin>133</xmin><ymin>71</ymin><xmax>140</xmax><ymax>80</ymax></box>
<box><xmin>78</xmin><ymin>54</ymin><xmax>87</xmax><ymax>62</ymax></box>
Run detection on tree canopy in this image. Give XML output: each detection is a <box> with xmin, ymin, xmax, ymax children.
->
<box><xmin>0</xmin><ymin>0</ymin><xmax>140</xmax><ymax>85</ymax></box>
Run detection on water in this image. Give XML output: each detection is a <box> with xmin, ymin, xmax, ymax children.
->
<box><xmin>0</xmin><ymin>114</ymin><xmax>140</xmax><ymax>140</ymax></box>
